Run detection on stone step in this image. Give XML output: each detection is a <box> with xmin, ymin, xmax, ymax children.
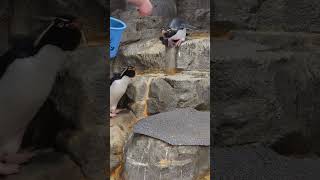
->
<box><xmin>113</xmin><ymin>36</ymin><xmax>209</xmax><ymax>73</ymax></box>
<box><xmin>126</xmin><ymin>71</ymin><xmax>210</xmax><ymax>119</ymax></box>
<box><xmin>123</xmin><ymin>134</ymin><xmax>209</xmax><ymax>180</ymax></box>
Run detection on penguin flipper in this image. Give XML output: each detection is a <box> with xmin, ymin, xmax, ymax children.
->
<box><xmin>0</xmin><ymin>38</ymin><xmax>35</xmax><ymax>79</ymax></box>
<box><xmin>110</xmin><ymin>73</ymin><xmax>121</xmax><ymax>86</ymax></box>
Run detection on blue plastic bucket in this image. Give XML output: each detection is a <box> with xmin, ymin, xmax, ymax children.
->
<box><xmin>110</xmin><ymin>17</ymin><xmax>127</xmax><ymax>58</ymax></box>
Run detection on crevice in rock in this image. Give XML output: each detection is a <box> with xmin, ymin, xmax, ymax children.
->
<box><xmin>270</xmin><ymin>132</ymin><xmax>313</xmax><ymax>157</ymax></box>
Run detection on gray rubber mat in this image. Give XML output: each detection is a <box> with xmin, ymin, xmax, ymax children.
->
<box><xmin>133</xmin><ymin>108</ymin><xmax>210</xmax><ymax>146</ymax></box>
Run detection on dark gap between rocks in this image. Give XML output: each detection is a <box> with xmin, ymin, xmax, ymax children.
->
<box><xmin>270</xmin><ymin>132</ymin><xmax>314</xmax><ymax>158</ymax></box>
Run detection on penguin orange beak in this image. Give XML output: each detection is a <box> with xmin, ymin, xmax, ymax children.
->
<box><xmin>128</xmin><ymin>66</ymin><xmax>136</xmax><ymax>71</ymax></box>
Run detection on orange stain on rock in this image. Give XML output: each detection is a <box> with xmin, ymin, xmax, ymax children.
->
<box><xmin>111</xmin><ymin>164</ymin><xmax>123</xmax><ymax>180</ymax></box>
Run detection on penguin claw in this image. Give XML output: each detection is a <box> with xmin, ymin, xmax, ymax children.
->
<box><xmin>110</xmin><ymin>113</ymin><xmax>117</xmax><ymax>118</ymax></box>
<box><xmin>114</xmin><ymin>109</ymin><xmax>125</xmax><ymax>114</ymax></box>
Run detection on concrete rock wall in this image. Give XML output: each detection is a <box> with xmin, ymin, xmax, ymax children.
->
<box><xmin>212</xmin><ymin>39</ymin><xmax>320</xmax><ymax>156</ymax></box>
<box><xmin>214</xmin><ymin>0</ymin><xmax>320</xmax><ymax>32</ymax></box>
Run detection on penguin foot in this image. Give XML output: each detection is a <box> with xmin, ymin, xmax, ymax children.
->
<box><xmin>110</xmin><ymin>112</ymin><xmax>117</xmax><ymax>118</ymax></box>
<box><xmin>114</xmin><ymin>108</ymin><xmax>125</xmax><ymax>114</ymax></box>
<box><xmin>175</xmin><ymin>40</ymin><xmax>182</xmax><ymax>47</ymax></box>
<box><xmin>3</xmin><ymin>151</ymin><xmax>35</xmax><ymax>164</ymax></box>
<box><xmin>0</xmin><ymin>162</ymin><xmax>20</xmax><ymax>175</ymax></box>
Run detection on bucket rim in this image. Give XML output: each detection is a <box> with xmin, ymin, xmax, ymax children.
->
<box><xmin>110</xmin><ymin>17</ymin><xmax>127</xmax><ymax>30</ymax></box>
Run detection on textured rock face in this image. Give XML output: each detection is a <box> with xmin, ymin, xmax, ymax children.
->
<box><xmin>257</xmin><ymin>0</ymin><xmax>320</xmax><ymax>32</ymax></box>
<box><xmin>118</xmin><ymin>37</ymin><xmax>210</xmax><ymax>72</ymax></box>
<box><xmin>176</xmin><ymin>0</ymin><xmax>210</xmax><ymax>30</ymax></box>
<box><xmin>51</xmin><ymin>46</ymin><xmax>107</xmax><ymax>179</ymax></box>
<box><xmin>4</xmin><ymin>151</ymin><xmax>85</xmax><ymax>180</ymax></box>
<box><xmin>214</xmin><ymin>0</ymin><xmax>320</xmax><ymax>32</ymax></box>
<box><xmin>214</xmin><ymin>145</ymin><xmax>320</xmax><ymax>179</ymax></box>
<box><xmin>110</xmin><ymin>111</ymin><xmax>137</xmax><ymax>171</ymax></box>
<box><xmin>177</xmin><ymin>38</ymin><xmax>210</xmax><ymax>71</ymax></box>
<box><xmin>214</xmin><ymin>0</ymin><xmax>259</xmax><ymax>29</ymax></box>
<box><xmin>151</xmin><ymin>0</ymin><xmax>177</xmax><ymax>17</ymax></box>
<box><xmin>123</xmin><ymin>134</ymin><xmax>209</xmax><ymax>180</ymax></box>
<box><xmin>120</xmin><ymin>38</ymin><xmax>167</xmax><ymax>69</ymax></box>
<box><xmin>231</xmin><ymin>31</ymin><xmax>320</xmax><ymax>51</ymax></box>
<box><xmin>212</xmin><ymin>40</ymin><xmax>320</xmax><ymax>154</ymax></box>
<box><xmin>127</xmin><ymin>72</ymin><xmax>210</xmax><ymax>118</ymax></box>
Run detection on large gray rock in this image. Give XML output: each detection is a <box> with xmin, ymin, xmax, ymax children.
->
<box><xmin>50</xmin><ymin>46</ymin><xmax>107</xmax><ymax>179</ymax></box>
<box><xmin>119</xmin><ymin>37</ymin><xmax>210</xmax><ymax>72</ymax></box>
<box><xmin>3</xmin><ymin>151</ymin><xmax>84</xmax><ymax>180</ymax></box>
<box><xmin>214</xmin><ymin>0</ymin><xmax>320</xmax><ymax>32</ymax></box>
<box><xmin>177</xmin><ymin>0</ymin><xmax>210</xmax><ymax>30</ymax></box>
<box><xmin>56</xmin><ymin>126</ymin><xmax>106</xmax><ymax>180</ymax></box>
<box><xmin>110</xmin><ymin>111</ymin><xmax>137</xmax><ymax>171</ymax></box>
<box><xmin>151</xmin><ymin>0</ymin><xmax>177</xmax><ymax>17</ymax></box>
<box><xmin>212</xmin><ymin>39</ymin><xmax>320</xmax><ymax>153</ymax></box>
<box><xmin>127</xmin><ymin>72</ymin><xmax>210</xmax><ymax>118</ymax></box>
<box><xmin>256</xmin><ymin>0</ymin><xmax>320</xmax><ymax>32</ymax></box>
<box><xmin>53</xmin><ymin>46</ymin><xmax>107</xmax><ymax>127</ymax></box>
<box><xmin>123</xmin><ymin>134</ymin><xmax>209</xmax><ymax>180</ymax></box>
<box><xmin>120</xmin><ymin>38</ymin><xmax>167</xmax><ymax>70</ymax></box>
<box><xmin>214</xmin><ymin>0</ymin><xmax>259</xmax><ymax>29</ymax></box>
<box><xmin>177</xmin><ymin>38</ymin><xmax>210</xmax><ymax>71</ymax></box>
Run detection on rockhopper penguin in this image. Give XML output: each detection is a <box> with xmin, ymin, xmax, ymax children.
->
<box><xmin>160</xmin><ymin>17</ymin><xmax>195</xmax><ymax>47</ymax></box>
<box><xmin>110</xmin><ymin>66</ymin><xmax>136</xmax><ymax>118</ymax></box>
<box><xmin>0</xmin><ymin>15</ymin><xmax>81</xmax><ymax>175</ymax></box>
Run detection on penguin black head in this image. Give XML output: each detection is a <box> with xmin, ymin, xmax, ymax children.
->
<box><xmin>34</xmin><ymin>15</ymin><xmax>82</xmax><ymax>52</ymax></box>
<box><xmin>161</xmin><ymin>27</ymin><xmax>178</xmax><ymax>38</ymax></box>
<box><xmin>121</xmin><ymin>66</ymin><xmax>136</xmax><ymax>78</ymax></box>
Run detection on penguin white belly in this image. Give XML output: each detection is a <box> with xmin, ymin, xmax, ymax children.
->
<box><xmin>0</xmin><ymin>45</ymin><xmax>65</xmax><ymax>154</ymax></box>
<box><xmin>110</xmin><ymin>77</ymin><xmax>130</xmax><ymax>112</ymax></box>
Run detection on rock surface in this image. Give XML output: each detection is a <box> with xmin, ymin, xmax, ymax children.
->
<box><xmin>177</xmin><ymin>0</ymin><xmax>210</xmax><ymax>30</ymax></box>
<box><xmin>177</xmin><ymin>38</ymin><xmax>210</xmax><ymax>71</ymax></box>
<box><xmin>127</xmin><ymin>71</ymin><xmax>210</xmax><ymax>118</ymax></box>
<box><xmin>212</xmin><ymin>39</ymin><xmax>320</xmax><ymax>154</ymax></box>
<box><xmin>214</xmin><ymin>0</ymin><xmax>320</xmax><ymax>32</ymax></box>
<box><xmin>214</xmin><ymin>145</ymin><xmax>320</xmax><ymax>179</ymax></box>
<box><xmin>110</xmin><ymin>111</ymin><xmax>138</xmax><ymax>171</ymax></box>
<box><xmin>50</xmin><ymin>46</ymin><xmax>107</xmax><ymax>179</ymax></box>
<box><xmin>2</xmin><ymin>151</ymin><xmax>85</xmax><ymax>180</ymax></box>
<box><xmin>118</xmin><ymin>37</ymin><xmax>210</xmax><ymax>72</ymax></box>
<box><xmin>123</xmin><ymin>134</ymin><xmax>209</xmax><ymax>180</ymax></box>
<box><xmin>56</xmin><ymin>126</ymin><xmax>107</xmax><ymax>180</ymax></box>
<box><xmin>231</xmin><ymin>31</ymin><xmax>320</xmax><ymax>51</ymax></box>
